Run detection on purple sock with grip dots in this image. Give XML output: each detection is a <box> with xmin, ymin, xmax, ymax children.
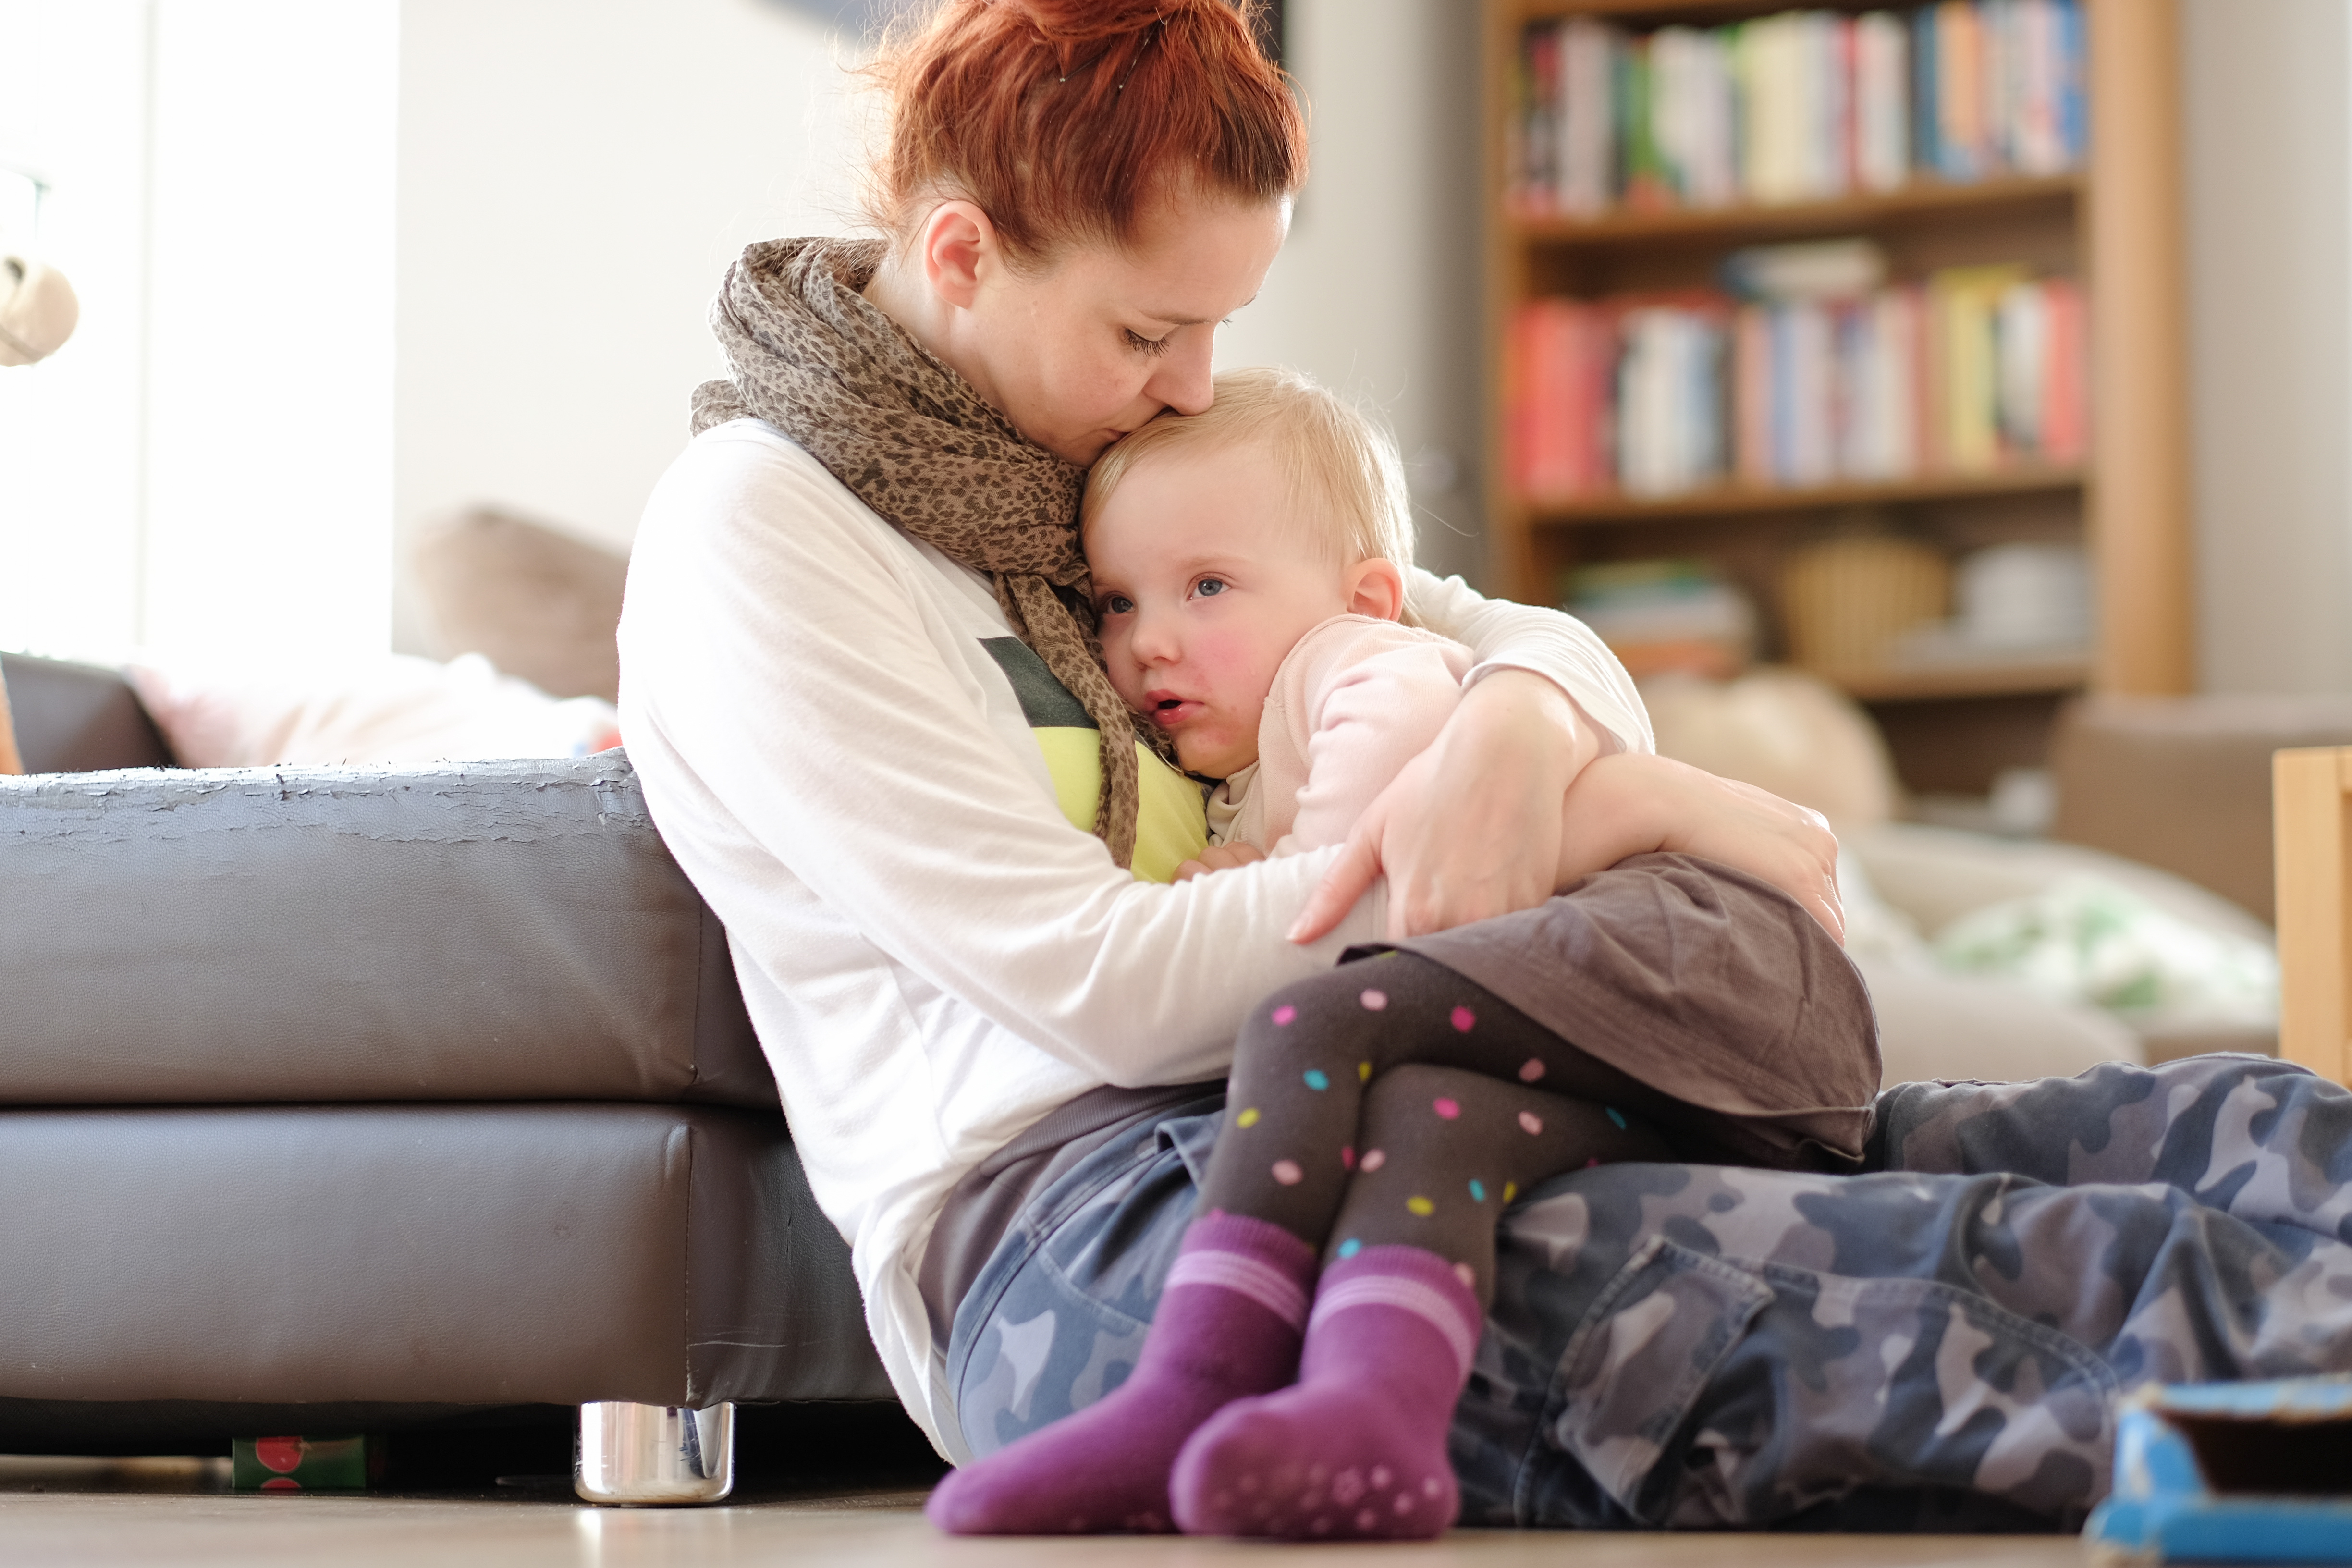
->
<box><xmin>1169</xmin><ymin>1244</ymin><xmax>1480</xmax><ymax>1540</ymax></box>
<box><xmin>925</xmin><ymin>1211</ymin><xmax>1317</xmax><ymax>1536</ymax></box>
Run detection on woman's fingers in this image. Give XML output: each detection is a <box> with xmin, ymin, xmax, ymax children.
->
<box><xmin>1657</xmin><ymin>760</ymin><xmax>1847</xmax><ymax>945</ymax></box>
<box><xmin>1290</xmin><ymin>822</ymin><xmax>1383</xmax><ymax>943</ymax></box>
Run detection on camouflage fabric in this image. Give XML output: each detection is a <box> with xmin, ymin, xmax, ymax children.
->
<box><xmin>941</xmin><ymin>1055</ymin><xmax>2352</xmax><ymax>1531</ymax></box>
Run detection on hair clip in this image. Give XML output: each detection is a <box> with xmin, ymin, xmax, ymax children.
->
<box><xmin>1115</xmin><ymin>18</ymin><xmax>1164</xmax><ymax>93</ymax></box>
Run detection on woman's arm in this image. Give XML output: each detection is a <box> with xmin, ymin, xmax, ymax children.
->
<box><xmin>1287</xmin><ymin>570</ymin><xmax>1628</xmax><ymax>941</ymax></box>
<box><xmin>621</xmin><ymin>430</ymin><xmax>1387</xmax><ymax>1088</ymax></box>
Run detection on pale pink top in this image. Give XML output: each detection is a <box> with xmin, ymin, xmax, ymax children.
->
<box><xmin>1212</xmin><ymin>615</ymin><xmax>1477</xmax><ymax>857</ymax></box>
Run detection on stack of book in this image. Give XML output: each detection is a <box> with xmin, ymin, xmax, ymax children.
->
<box><xmin>1507</xmin><ymin>267</ymin><xmax>2086</xmax><ymax>500</ymax></box>
<box><xmin>1561</xmin><ymin>559</ymin><xmax>1758</xmax><ymax>678</ymax></box>
<box><xmin>1509</xmin><ymin>0</ymin><xmax>2086</xmax><ymax>216</ymax></box>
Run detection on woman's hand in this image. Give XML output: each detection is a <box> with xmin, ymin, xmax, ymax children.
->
<box><xmin>1290</xmin><ymin>670</ymin><xmax>1598</xmax><ymax>943</ymax></box>
<box><xmin>1288</xmin><ymin>672</ymin><xmax>1847</xmax><ymax>947</ymax></box>
<box><xmin>1175</xmin><ymin>842</ymin><xmax>1266</xmax><ymax>881</ymax></box>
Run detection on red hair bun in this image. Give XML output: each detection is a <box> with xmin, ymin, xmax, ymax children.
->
<box><xmin>869</xmin><ymin>0</ymin><xmax>1305</xmax><ymax>259</ymax></box>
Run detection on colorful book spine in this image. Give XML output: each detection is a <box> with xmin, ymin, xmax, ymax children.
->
<box><xmin>1508</xmin><ymin>1</ymin><xmax>2084</xmax><ymax>217</ymax></box>
<box><xmin>1508</xmin><ymin>267</ymin><xmax>2085</xmax><ymax>499</ymax></box>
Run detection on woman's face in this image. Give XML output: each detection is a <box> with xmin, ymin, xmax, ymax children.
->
<box><xmin>941</xmin><ymin>194</ymin><xmax>1290</xmax><ymax>467</ymax></box>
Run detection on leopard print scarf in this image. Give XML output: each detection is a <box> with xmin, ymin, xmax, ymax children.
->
<box><xmin>692</xmin><ymin>236</ymin><xmax>1144</xmax><ymax>867</ymax></box>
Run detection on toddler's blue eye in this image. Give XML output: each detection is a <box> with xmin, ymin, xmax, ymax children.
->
<box><xmin>1102</xmin><ymin>594</ymin><xmax>1135</xmax><ymax>616</ymax></box>
<box><xmin>1195</xmin><ymin>577</ymin><xmax>1228</xmax><ymax>598</ymax></box>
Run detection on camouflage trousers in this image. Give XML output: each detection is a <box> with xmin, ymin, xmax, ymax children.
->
<box><xmin>940</xmin><ymin>1054</ymin><xmax>2352</xmax><ymax>1531</ymax></box>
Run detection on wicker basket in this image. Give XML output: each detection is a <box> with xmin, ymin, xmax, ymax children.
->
<box><xmin>1778</xmin><ymin>536</ymin><xmax>1951</xmax><ymax>673</ymax></box>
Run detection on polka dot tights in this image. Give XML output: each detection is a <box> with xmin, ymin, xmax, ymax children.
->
<box><xmin>1200</xmin><ymin>953</ymin><xmax>1676</xmax><ymax>1304</ymax></box>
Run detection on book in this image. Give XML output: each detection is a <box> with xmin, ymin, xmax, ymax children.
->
<box><xmin>1508</xmin><ymin>259</ymin><xmax>2084</xmax><ymax>500</ymax></box>
<box><xmin>1508</xmin><ymin>2</ymin><xmax>2084</xmax><ymax>217</ymax></box>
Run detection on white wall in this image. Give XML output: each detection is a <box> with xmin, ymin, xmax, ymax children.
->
<box><xmin>0</xmin><ymin>0</ymin><xmax>397</xmax><ymax>662</ymax></box>
<box><xmin>392</xmin><ymin>0</ymin><xmax>861</xmax><ymax>651</ymax></box>
<box><xmin>396</xmin><ymin>0</ymin><xmax>1492</xmax><ymax>651</ymax></box>
<box><xmin>0</xmin><ymin>0</ymin><xmax>151</xmax><ymax>657</ymax></box>
<box><xmin>9</xmin><ymin>1</ymin><xmax>1490</xmax><ymax>667</ymax></box>
<box><xmin>2182</xmin><ymin>0</ymin><xmax>2352</xmax><ymax>694</ymax></box>
<box><xmin>1215</xmin><ymin>0</ymin><xmax>1488</xmax><ymax>587</ymax></box>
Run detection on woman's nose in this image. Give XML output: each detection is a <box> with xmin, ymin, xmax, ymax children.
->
<box><xmin>1146</xmin><ymin>334</ymin><xmax>1215</xmax><ymax>418</ymax></box>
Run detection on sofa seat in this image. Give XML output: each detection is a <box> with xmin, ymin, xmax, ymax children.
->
<box><xmin>0</xmin><ymin>1102</ymin><xmax>887</xmax><ymax>1451</ymax></box>
<box><xmin>2</xmin><ymin>759</ymin><xmax>776</xmax><ymax>1108</ymax></box>
<box><xmin>0</xmin><ymin>655</ymin><xmax>886</xmax><ymax>1457</ymax></box>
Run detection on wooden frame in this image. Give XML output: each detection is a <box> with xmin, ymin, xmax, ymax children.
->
<box><xmin>2277</xmin><ymin>747</ymin><xmax>2352</xmax><ymax>1085</ymax></box>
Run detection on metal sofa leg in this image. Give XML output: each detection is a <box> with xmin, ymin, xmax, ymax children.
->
<box><xmin>575</xmin><ymin>1400</ymin><xmax>735</xmax><ymax>1505</ymax></box>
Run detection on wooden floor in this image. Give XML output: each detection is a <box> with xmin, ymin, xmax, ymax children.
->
<box><xmin>0</xmin><ymin>1458</ymin><xmax>2100</xmax><ymax>1568</ymax></box>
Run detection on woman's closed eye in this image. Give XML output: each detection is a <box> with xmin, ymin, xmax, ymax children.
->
<box><xmin>1123</xmin><ymin>328</ymin><xmax>1172</xmax><ymax>357</ymax></box>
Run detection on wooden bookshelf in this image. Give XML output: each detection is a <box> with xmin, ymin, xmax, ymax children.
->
<box><xmin>1528</xmin><ymin>464</ymin><xmax>2085</xmax><ymax>524</ymax></box>
<box><xmin>1482</xmin><ymin>0</ymin><xmax>2193</xmax><ymax>793</ymax></box>
<box><xmin>1512</xmin><ymin>172</ymin><xmax>2083</xmax><ymax>246</ymax></box>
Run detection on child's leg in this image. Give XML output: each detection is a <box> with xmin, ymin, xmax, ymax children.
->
<box><xmin>1198</xmin><ymin>952</ymin><xmax>1672</xmax><ymax>1245</ymax></box>
<box><xmin>1322</xmin><ymin>1064</ymin><xmax>1668</xmax><ymax>1302</ymax></box>
<box><xmin>933</xmin><ymin>953</ymin><xmax>1669</xmax><ymax>1537</ymax></box>
<box><xmin>1172</xmin><ymin>1065</ymin><xmax>1648</xmax><ymax>1540</ymax></box>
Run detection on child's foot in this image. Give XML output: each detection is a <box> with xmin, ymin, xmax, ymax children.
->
<box><xmin>924</xmin><ymin>1212</ymin><xmax>1316</xmax><ymax>1535</ymax></box>
<box><xmin>1169</xmin><ymin>1244</ymin><xmax>1477</xmax><ymax>1540</ymax></box>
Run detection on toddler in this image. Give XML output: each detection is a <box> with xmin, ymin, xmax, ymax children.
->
<box><xmin>927</xmin><ymin>368</ymin><xmax>1875</xmax><ymax>1541</ymax></box>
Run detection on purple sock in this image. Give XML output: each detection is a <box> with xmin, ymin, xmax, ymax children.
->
<box><xmin>1168</xmin><ymin>1244</ymin><xmax>1479</xmax><ymax>1540</ymax></box>
<box><xmin>925</xmin><ymin>1211</ymin><xmax>1316</xmax><ymax>1535</ymax></box>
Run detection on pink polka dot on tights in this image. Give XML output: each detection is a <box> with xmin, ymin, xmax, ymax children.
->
<box><xmin>1519</xmin><ymin>1110</ymin><xmax>1544</xmax><ymax>1135</ymax></box>
<box><xmin>1450</xmin><ymin>1006</ymin><xmax>1476</xmax><ymax>1032</ymax></box>
<box><xmin>1454</xmin><ymin>1262</ymin><xmax>1477</xmax><ymax>1290</ymax></box>
<box><xmin>1360</xmin><ymin>1148</ymin><xmax>1387</xmax><ymax>1172</ymax></box>
<box><xmin>1432</xmin><ymin>1097</ymin><xmax>1461</xmax><ymax>1120</ymax></box>
<box><xmin>1271</xmin><ymin>1004</ymin><xmax>1297</xmax><ymax>1026</ymax></box>
<box><xmin>1359</xmin><ymin>988</ymin><xmax>1388</xmax><ymax>1011</ymax></box>
<box><xmin>1341</xmin><ymin>1146</ymin><xmax>1356</xmax><ymax>1170</ymax></box>
<box><xmin>1518</xmin><ymin>1058</ymin><xmax>1546</xmax><ymax>1083</ymax></box>
<box><xmin>1272</xmin><ymin>1159</ymin><xmax>1304</xmax><ymax>1186</ymax></box>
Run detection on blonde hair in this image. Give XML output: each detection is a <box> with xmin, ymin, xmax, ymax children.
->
<box><xmin>1083</xmin><ymin>366</ymin><xmax>1418</xmax><ymax>577</ymax></box>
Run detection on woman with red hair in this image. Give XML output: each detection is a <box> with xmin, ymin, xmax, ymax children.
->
<box><xmin>620</xmin><ymin>0</ymin><xmax>1855</xmax><ymax>1537</ymax></box>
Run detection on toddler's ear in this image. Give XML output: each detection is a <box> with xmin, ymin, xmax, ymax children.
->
<box><xmin>1344</xmin><ymin>558</ymin><xmax>1406</xmax><ymax>622</ymax></box>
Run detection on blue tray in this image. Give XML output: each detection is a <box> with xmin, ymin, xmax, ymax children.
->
<box><xmin>2085</xmin><ymin>1377</ymin><xmax>2352</xmax><ymax>1563</ymax></box>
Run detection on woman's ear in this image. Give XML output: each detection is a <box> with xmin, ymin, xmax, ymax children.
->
<box><xmin>1343</xmin><ymin>557</ymin><xmax>1407</xmax><ymax>622</ymax></box>
<box><xmin>919</xmin><ymin>200</ymin><xmax>998</xmax><ymax>311</ymax></box>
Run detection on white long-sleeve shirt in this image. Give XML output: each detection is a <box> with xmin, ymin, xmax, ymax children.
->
<box><xmin>617</xmin><ymin>418</ymin><xmax>1652</xmax><ymax>1450</ymax></box>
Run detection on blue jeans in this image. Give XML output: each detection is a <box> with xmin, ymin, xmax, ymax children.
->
<box><xmin>941</xmin><ymin>1056</ymin><xmax>2352</xmax><ymax>1531</ymax></box>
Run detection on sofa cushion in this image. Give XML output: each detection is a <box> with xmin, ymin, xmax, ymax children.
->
<box><xmin>0</xmin><ymin>651</ymin><xmax>175</xmax><ymax>773</ymax></box>
<box><xmin>0</xmin><ymin>754</ymin><xmax>778</xmax><ymax>1108</ymax></box>
<box><xmin>0</xmin><ymin>1103</ymin><xmax>885</xmax><ymax>1409</ymax></box>
<box><xmin>2050</xmin><ymin>694</ymin><xmax>2352</xmax><ymax>923</ymax></box>
<box><xmin>413</xmin><ymin>507</ymin><xmax>628</xmax><ymax>703</ymax></box>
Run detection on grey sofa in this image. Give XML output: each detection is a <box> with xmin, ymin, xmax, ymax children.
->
<box><xmin>0</xmin><ymin>653</ymin><xmax>891</xmax><ymax>1493</ymax></box>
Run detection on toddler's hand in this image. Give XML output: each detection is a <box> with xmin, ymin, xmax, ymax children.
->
<box><xmin>1175</xmin><ymin>842</ymin><xmax>1267</xmax><ymax>882</ymax></box>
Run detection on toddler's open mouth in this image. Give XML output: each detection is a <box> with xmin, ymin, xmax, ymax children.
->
<box><xmin>1146</xmin><ymin>693</ymin><xmax>1202</xmax><ymax>727</ymax></box>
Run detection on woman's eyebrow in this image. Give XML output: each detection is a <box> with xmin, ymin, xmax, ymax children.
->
<box><xmin>1143</xmin><ymin>293</ymin><xmax>1261</xmax><ymax>327</ymax></box>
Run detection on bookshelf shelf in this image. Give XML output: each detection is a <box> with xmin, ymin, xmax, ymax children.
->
<box><xmin>1511</xmin><ymin>172</ymin><xmax>2082</xmax><ymax>247</ymax></box>
<box><xmin>1821</xmin><ymin>660</ymin><xmax>2090</xmax><ymax>703</ymax></box>
<box><xmin>1482</xmin><ymin>0</ymin><xmax>2191</xmax><ymax>796</ymax></box>
<box><xmin>1528</xmin><ymin>465</ymin><xmax>2085</xmax><ymax>525</ymax></box>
